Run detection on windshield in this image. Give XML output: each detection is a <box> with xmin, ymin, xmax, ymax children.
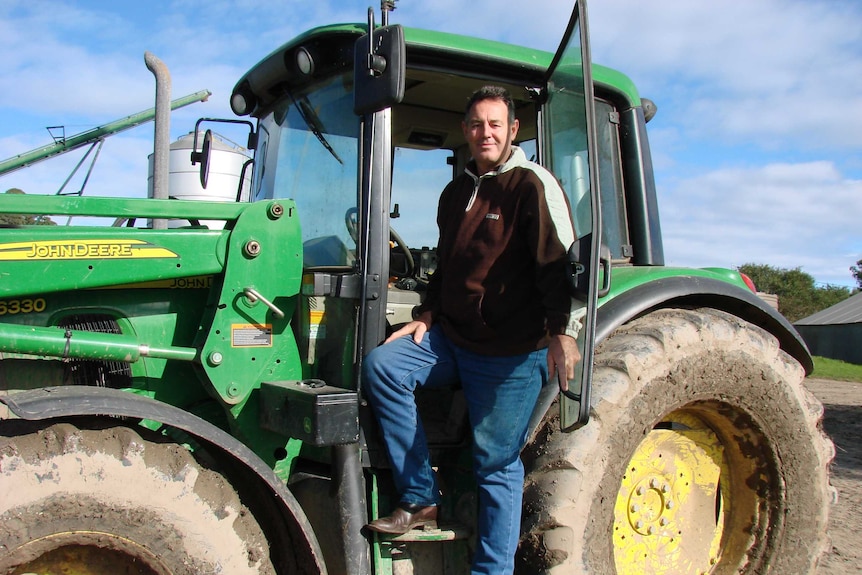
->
<box><xmin>254</xmin><ymin>73</ymin><xmax>360</xmax><ymax>268</ymax></box>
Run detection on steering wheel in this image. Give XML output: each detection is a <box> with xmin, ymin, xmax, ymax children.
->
<box><xmin>389</xmin><ymin>226</ymin><xmax>416</xmax><ymax>279</ymax></box>
<box><xmin>344</xmin><ymin>207</ymin><xmax>415</xmax><ymax>278</ymax></box>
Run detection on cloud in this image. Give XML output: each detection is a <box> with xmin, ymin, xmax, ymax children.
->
<box><xmin>0</xmin><ymin>3</ymin><xmax>155</xmax><ymax>118</ymax></box>
<box><xmin>587</xmin><ymin>0</ymin><xmax>862</xmax><ymax>153</ymax></box>
<box><xmin>1</xmin><ymin>132</ymin><xmax>153</xmax><ymax>198</ymax></box>
<box><xmin>1</xmin><ymin>0</ymin><xmax>858</xmax><ymax>291</ymax></box>
<box><xmin>661</xmin><ymin>160</ymin><xmax>862</xmax><ymax>286</ymax></box>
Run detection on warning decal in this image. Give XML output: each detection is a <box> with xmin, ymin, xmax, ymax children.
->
<box><xmin>231</xmin><ymin>324</ymin><xmax>273</xmax><ymax>347</ymax></box>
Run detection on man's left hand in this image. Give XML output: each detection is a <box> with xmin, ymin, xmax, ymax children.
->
<box><xmin>547</xmin><ymin>334</ymin><xmax>581</xmax><ymax>392</ymax></box>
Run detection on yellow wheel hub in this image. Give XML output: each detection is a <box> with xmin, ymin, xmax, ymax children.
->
<box><xmin>613</xmin><ymin>414</ymin><xmax>726</xmax><ymax>575</ymax></box>
<box><xmin>7</xmin><ymin>530</ymin><xmax>168</xmax><ymax>575</ymax></box>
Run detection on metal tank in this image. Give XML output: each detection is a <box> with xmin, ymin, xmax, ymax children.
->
<box><xmin>147</xmin><ymin>131</ymin><xmax>251</xmax><ymax>229</ymax></box>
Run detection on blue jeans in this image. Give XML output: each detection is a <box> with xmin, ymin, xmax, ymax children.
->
<box><xmin>363</xmin><ymin>324</ymin><xmax>547</xmax><ymax>574</ymax></box>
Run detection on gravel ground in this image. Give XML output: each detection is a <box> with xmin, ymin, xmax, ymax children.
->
<box><xmin>805</xmin><ymin>378</ymin><xmax>862</xmax><ymax>575</ymax></box>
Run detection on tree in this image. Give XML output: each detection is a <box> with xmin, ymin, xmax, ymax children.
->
<box><xmin>738</xmin><ymin>263</ymin><xmax>851</xmax><ymax>322</ymax></box>
<box><xmin>1</xmin><ymin>189</ymin><xmax>57</xmax><ymax>226</ymax></box>
<box><xmin>851</xmin><ymin>259</ymin><xmax>862</xmax><ymax>290</ymax></box>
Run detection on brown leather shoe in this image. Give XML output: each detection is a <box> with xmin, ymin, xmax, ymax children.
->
<box><xmin>366</xmin><ymin>503</ymin><xmax>438</xmax><ymax>534</ymax></box>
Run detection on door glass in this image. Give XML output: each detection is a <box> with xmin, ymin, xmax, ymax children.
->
<box><xmin>543</xmin><ymin>0</ymin><xmax>600</xmax><ymax>431</ymax></box>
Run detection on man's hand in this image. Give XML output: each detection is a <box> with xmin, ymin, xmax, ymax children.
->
<box><xmin>384</xmin><ymin>311</ymin><xmax>433</xmax><ymax>344</ymax></box>
<box><xmin>547</xmin><ymin>334</ymin><xmax>581</xmax><ymax>392</ymax></box>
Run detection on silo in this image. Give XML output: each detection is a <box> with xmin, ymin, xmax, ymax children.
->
<box><xmin>148</xmin><ymin>131</ymin><xmax>251</xmax><ymax>228</ymax></box>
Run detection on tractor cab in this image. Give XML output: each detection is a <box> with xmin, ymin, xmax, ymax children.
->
<box><xmin>228</xmin><ymin>5</ymin><xmax>609</xmax><ymax>436</ymax></box>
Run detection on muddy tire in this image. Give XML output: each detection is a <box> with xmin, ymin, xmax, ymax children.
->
<box><xmin>518</xmin><ymin>308</ymin><xmax>834</xmax><ymax>574</ymax></box>
<box><xmin>0</xmin><ymin>422</ymin><xmax>277</xmax><ymax>575</ymax></box>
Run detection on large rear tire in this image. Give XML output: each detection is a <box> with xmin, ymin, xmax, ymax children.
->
<box><xmin>0</xmin><ymin>421</ymin><xmax>278</xmax><ymax>575</ymax></box>
<box><xmin>518</xmin><ymin>308</ymin><xmax>833</xmax><ymax>574</ymax></box>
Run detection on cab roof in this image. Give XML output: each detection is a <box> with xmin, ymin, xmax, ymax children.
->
<box><xmin>233</xmin><ymin>23</ymin><xmax>641</xmax><ymax>117</ymax></box>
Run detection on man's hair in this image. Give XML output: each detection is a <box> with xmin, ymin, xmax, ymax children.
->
<box><xmin>465</xmin><ymin>86</ymin><xmax>516</xmax><ymax>125</ymax></box>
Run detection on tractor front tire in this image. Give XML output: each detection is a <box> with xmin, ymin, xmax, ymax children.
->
<box><xmin>519</xmin><ymin>308</ymin><xmax>834</xmax><ymax>574</ymax></box>
<box><xmin>0</xmin><ymin>422</ymin><xmax>277</xmax><ymax>575</ymax></box>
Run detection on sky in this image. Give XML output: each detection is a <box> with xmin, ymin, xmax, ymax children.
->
<box><xmin>1</xmin><ymin>0</ymin><xmax>860</xmax><ymax>288</ymax></box>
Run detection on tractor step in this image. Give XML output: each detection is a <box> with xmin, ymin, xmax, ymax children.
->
<box><xmin>376</xmin><ymin>521</ymin><xmax>471</xmax><ymax>542</ymax></box>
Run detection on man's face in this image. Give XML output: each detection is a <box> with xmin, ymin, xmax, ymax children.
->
<box><xmin>462</xmin><ymin>98</ymin><xmax>519</xmax><ymax>175</ymax></box>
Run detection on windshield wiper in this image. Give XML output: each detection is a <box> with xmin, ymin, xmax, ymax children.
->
<box><xmin>288</xmin><ymin>92</ymin><xmax>343</xmax><ymax>165</ymax></box>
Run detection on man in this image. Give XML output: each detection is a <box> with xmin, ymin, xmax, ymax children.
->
<box><xmin>363</xmin><ymin>86</ymin><xmax>583</xmax><ymax>574</ymax></box>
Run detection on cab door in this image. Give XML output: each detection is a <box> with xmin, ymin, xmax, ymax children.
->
<box><xmin>541</xmin><ymin>0</ymin><xmax>603</xmax><ymax>430</ymax></box>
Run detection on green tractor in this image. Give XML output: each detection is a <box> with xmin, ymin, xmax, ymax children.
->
<box><xmin>0</xmin><ymin>1</ymin><xmax>832</xmax><ymax>574</ymax></box>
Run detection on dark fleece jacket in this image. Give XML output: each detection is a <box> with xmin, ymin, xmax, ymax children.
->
<box><xmin>417</xmin><ymin>146</ymin><xmax>582</xmax><ymax>356</ymax></box>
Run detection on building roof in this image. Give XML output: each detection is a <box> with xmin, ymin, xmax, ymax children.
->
<box><xmin>795</xmin><ymin>291</ymin><xmax>862</xmax><ymax>326</ymax></box>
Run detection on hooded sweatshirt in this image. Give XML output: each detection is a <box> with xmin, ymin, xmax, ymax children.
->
<box><xmin>417</xmin><ymin>146</ymin><xmax>584</xmax><ymax>356</ymax></box>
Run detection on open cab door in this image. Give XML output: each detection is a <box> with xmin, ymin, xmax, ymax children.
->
<box><xmin>542</xmin><ymin>0</ymin><xmax>602</xmax><ymax>431</ymax></box>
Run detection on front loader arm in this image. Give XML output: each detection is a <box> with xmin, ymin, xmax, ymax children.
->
<box><xmin>0</xmin><ymin>195</ymin><xmax>305</xmax><ymax>413</ymax></box>
<box><xmin>0</xmin><ymin>194</ymin><xmax>240</xmax><ymax>297</ymax></box>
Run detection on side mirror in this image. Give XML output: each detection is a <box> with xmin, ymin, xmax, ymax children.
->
<box><xmin>190</xmin><ymin>118</ymin><xmax>257</xmax><ymax>191</ymax></box>
<box><xmin>353</xmin><ymin>17</ymin><xmax>405</xmax><ymax>115</ymax></box>
<box><xmin>190</xmin><ymin>129</ymin><xmax>213</xmax><ymax>189</ymax></box>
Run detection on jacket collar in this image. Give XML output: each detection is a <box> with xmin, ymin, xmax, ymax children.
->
<box><xmin>465</xmin><ymin>146</ymin><xmax>528</xmax><ymax>181</ymax></box>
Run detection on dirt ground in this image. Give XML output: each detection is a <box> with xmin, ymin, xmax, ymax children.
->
<box><xmin>804</xmin><ymin>378</ymin><xmax>862</xmax><ymax>575</ymax></box>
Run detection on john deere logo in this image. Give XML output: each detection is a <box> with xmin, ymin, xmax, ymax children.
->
<box><xmin>0</xmin><ymin>239</ymin><xmax>178</xmax><ymax>260</ymax></box>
